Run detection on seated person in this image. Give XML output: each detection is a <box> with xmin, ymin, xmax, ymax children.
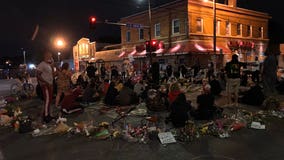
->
<box><xmin>240</xmin><ymin>81</ymin><xmax>265</xmax><ymax>106</ymax></box>
<box><xmin>167</xmin><ymin>93</ymin><xmax>191</xmax><ymax>128</ymax></box>
<box><xmin>117</xmin><ymin>82</ymin><xmax>139</xmax><ymax>106</ymax></box>
<box><xmin>191</xmin><ymin>84</ymin><xmax>222</xmax><ymax>120</ymax></box>
<box><xmin>81</xmin><ymin>78</ymin><xmax>100</xmax><ymax>105</ymax></box>
<box><xmin>146</xmin><ymin>89</ymin><xmax>168</xmax><ymax>112</ymax></box>
<box><xmin>61</xmin><ymin>86</ymin><xmax>84</xmax><ymax>114</ymax></box>
<box><xmin>104</xmin><ymin>82</ymin><xmax>119</xmax><ymax>106</ymax></box>
<box><xmin>168</xmin><ymin>82</ymin><xmax>182</xmax><ymax>105</ymax></box>
<box><xmin>209</xmin><ymin>75</ymin><xmax>222</xmax><ymax>96</ymax></box>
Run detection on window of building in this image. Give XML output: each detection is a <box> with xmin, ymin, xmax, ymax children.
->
<box><xmin>155</xmin><ymin>23</ymin><xmax>161</xmax><ymax>37</ymax></box>
<box><xmin>225</xmin><ymin>21</ymin><xmax>231</xmax><ymax>35</ymax></box>
<box><xmin>216</xmin><ymin>20</ymin><xmax>221</xmax><ymax>35</ymax></box>
<box><xmin>258</xmin><ymin>27</ymin><xmax>263</xmax><ymax>38</ymax></box>
<box><xmin>139</xmin><ymin>28</ymin><xmax>144</xmax><ymax>40</ymax></box>
<box><xmin>126</xmin><ymin>31</ymin><xmax>131</xmax><ymax>42</ymax></box>
<box><xmin>247</xmin><ymin>25</ymin><xmax>252</xmax><ymax>37</ymax></box>
<box><xmin>172</xmin><ymin>19</ymin><xmax>180</xmax><ymax>34</ymax></box>
<box><xmin>237</xmin><ymin>23</ymin><xmax>242</xmax><ymax>36</ymax></box>
<box><xmin>196</xmin><ymin>18</ymin><xmax>203</xmax><ymax>32</ymax></box>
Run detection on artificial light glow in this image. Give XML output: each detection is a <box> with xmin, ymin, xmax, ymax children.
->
<box><xmin>91</xmin><ymin>17</ymin><xmax>96</xmax><ymax>22</ymax></box>
<box><xmin>195</xmin><ymin>43</ymin><xmax>206</xmax><ymax>51</ymax></box>
<box><xmin>130</xmin><ymin>50</ymin><xmax>137</xmax><ymax>55</ymax></box>
<box><xmin>57</xmin><ymin>40</ymin><xmax>64</xmax><ymax>46</ymax></box>
<box><xmin>155</xmin><ymin>48</ymin><xmax>164</xmax><ymax>54</ymax></box>
<box><xmin>118</xmin><ymin>51</ymin><xmax>126</xmax><ymax>58</ymax></box>
<box><xmin>139</xmin><ymin>50</ymin><xmax>146</xmax><ymax>55</ymax></box>
<box><xmin>28</xmin><ymin>64</ymin><xmax>36</xmax><ymax>69</ymax></box>
<box><xmin>170</xmin><ymin>44</ymin><xmax>181</xmax><ymax>53</ymax></box>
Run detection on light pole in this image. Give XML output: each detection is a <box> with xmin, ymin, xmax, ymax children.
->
<box><xmin>23</xmin><ymin>50</ymin><xmax>26</xmax><ymax>65</ymax></box>
<box><xmin>205</xmin><ymin>0</ymin><xmax>217</xmax><ymax>75</ymax></box>
<box><xmin>147</xmin><ymin>0</ymin><xmax>153</xmax><ymax>65</ymax></box>
<box><xmin>213</xmin><ymin>0</ymin><xmax>217</xmax><ymax>75</ymax></box>
<box><xmin>55</xmin><ymin>38</ymin><xmax>65</xmax><ymax>62</ymax></box>
<box><xmin>57</xmin><ymin>52</ymin><xmax>61</xmax><ymax>62</ymax></box>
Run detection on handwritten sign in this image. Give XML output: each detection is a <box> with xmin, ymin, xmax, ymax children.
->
<box><xmin>158</xmin><ymin>132</ymin><xmax>176</xmax><ymax>144</ymax></box>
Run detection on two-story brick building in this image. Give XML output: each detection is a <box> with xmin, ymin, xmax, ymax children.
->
<box><xmin>83</xmin><ymin>0</ymin><xmax>271</xmax><ymax>72</ymax></box>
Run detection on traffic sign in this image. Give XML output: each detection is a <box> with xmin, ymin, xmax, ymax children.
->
<box><xmin>126</xmin><ymin>23</ymin><xmax>143</xmax><ymax>28</ymax></box>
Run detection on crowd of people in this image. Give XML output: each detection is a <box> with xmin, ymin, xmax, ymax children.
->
<box><xmin>35</xmin><ymin>50</ymin><xmax>280</xmax><ymax>130</ymax></box>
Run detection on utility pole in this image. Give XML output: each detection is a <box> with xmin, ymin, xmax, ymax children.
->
<box><xmin>148</xmin><ymin>0</ymin><xmax>153</xmax><ymax>65</ymax></box>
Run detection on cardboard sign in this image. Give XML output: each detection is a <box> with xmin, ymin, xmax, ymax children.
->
<box><xmin>158</xmin><ymin>132</ymin><xmax>176</xmax><ymax>144</ymax></box>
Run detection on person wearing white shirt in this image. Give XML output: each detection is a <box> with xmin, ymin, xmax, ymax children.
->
<box><xmin>36</xmin><ymin>51</ymin><xmax>55</xmax><ymax>123</ymax></box>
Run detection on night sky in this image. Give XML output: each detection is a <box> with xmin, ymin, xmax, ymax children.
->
<box><xmin>0</xmin><ymin>0</ymin><xmax>283</xmax><ymax>61</ymax></box>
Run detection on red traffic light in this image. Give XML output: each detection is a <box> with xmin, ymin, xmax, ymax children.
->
<box><xmin>145</xmin><ymin>40</ymin><xmax>159</xmax><ymax>52</ymax></box>
<box><xmin>151</xmin><ymin>40</ymin><xmax>157</xmax><ymax>46</ymax></box>
<box><xmin>89</xmin><ymin>16</ymin><xmax>96</xmax><ymax>30</ymax></box>
<box><xmin>89</xmin><ymin>16</ymin><xmax>96</xmax><ymax>23</ymax></box>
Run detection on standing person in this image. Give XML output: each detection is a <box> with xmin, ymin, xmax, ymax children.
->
<box><xmin>251</xmin><ymin>56</ymin><xmax>260</xmax><ymax>84</ymax></box>
<box><xmin>100</xmin><ymin>63</ymin><xmax>106</xmax><ymax>80</ymax></box>
<box><xmin>207</xmin><ymin>61</ymin><xmax>214</xmax><ymax>82</ymax></box>
<box><xmin>55</xmin><ymin>62</ymin><xmax>72</xmax><ymax>108</ymax></box>
<box><xmin>36</xmin><ymin>51</ymin><xmax>55</xmax><ymax>123</ymax></box>
<box><xmin>166</xmin><ymin>64</ymin><xmax>173</xmax><ymax>78</ymax></box>
<box><xmin>225</xmin><ymin>54</ymin><xmax>244</xmax><ymax>106</ymax></box>
<box><xmin>262</xmin><ymin>54</ymin><xmax>278</xmax><ymax>96</ymax></box>
<box><xmin>111</xmin><ymin>65</ymin><xmax>119</xmax><ymax>80</ymax></box>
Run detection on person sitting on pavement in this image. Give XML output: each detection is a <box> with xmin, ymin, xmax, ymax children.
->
<box><xmin>191</xmin><ymin>84</ymin><xmax>222</xmax><ymax>120</ymax></box>
<box><xmin>133</xmin><ymin>80</ymin><xmax>145</xmax><ymax>101</ymax></box>
<box><xmin>209</xmin><ymin>75</ymin><xmax>222</xmax><ymax>96</ymax></box>
<box><xmin>166</xmin><ymin>93</ymin><xmax>191</xmax><ymax>128</ymax></box>
<box><xmin>240</xmin><ymin>80</ymin><xmax>265</xmax><ymax>106</ymax></box>
<box><xmin>104</xmin><ymin>81</ymin><xmax>119</xmax><ymax>106</ymax></box>
<box><xmin>117</xmin><ymin>81</ymin><xmax>139</xmax><ymax>106</ymax></box>
<box><xmin>168</xmin><ymin>82</ymin><xmax>183</xmax><ymax>105</ymax></box>
<box><xmin>81</xmin><ymin>78</ymin><xmax>100</xmax><ymax>105</ymax></box>
<box><xmin>60</xmin><ymin>86</ymin><xmax>84</xmax><ymax>114</ymax></box>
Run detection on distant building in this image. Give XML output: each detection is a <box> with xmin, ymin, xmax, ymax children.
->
<box><xmin>84</xmin><ymin>0</ymin><xmax>271</xmax><ymax>72</ymax></box>
<box><xmin>72</xmin><ymin>38</ymin><xmax>96</xmax><ymax>71</ymax></box>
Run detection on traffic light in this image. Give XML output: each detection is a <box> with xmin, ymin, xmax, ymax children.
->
<box><xmin>145</xmin><ymin>39</ymin><xmax>159</xmax><ymax>52</ymax></box>
<box><xmin>89</xmin><ymin>16</ymin><xmax>96</xmax><ymax>29</ymax></box>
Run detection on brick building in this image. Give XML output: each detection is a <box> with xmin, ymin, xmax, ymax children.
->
<box><xmin>88</xmin><ymin>0</ymin><xmax>270</xmax><ymax>72</ymax></box>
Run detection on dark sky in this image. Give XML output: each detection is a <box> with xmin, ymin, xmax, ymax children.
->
<box><xmin>0</xmin><ymin>0</ymin><xmax>283</xmax><ymax>60</ymax></box>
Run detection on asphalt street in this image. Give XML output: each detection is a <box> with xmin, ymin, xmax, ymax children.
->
<box><xmin>0</xmin><ymin>80</ymin><xmax>284</xmax><ymax>160</ymax></box>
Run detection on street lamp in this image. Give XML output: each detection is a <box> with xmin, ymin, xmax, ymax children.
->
<box><xmin>54</xmin><ymin>38</ymin><xmax>65</xmax><ymax>62</ymax></box>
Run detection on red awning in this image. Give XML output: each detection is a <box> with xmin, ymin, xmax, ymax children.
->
<box><xmin>166</xmin><ymin>41</ymin><xmax>232</xmax><ymax>55</ymax></box>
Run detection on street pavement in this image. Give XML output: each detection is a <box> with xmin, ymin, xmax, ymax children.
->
<box><xmin>0</xmin><ymin>84</ymin><xmax>284</xmax><ymax>160</ymax></box>
<box><xmin>0</xmin><ymin>79</ymin><xmax>18</xmax><ymax>97</ymax></box>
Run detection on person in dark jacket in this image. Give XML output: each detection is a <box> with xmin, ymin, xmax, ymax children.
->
<box><xmin>191</xmin><ymin>84</ymin><xmax>221</xmax><ymax>120</ymax></box>
<box><xmin>104</xmin><ymin>82</ymin><xmax>119</xmax><ymax>106</ymax></box>
<box><xmin>167</xmin><ymin>93</ymin><xmax>191</xmax><ymax>128</ymax></box>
